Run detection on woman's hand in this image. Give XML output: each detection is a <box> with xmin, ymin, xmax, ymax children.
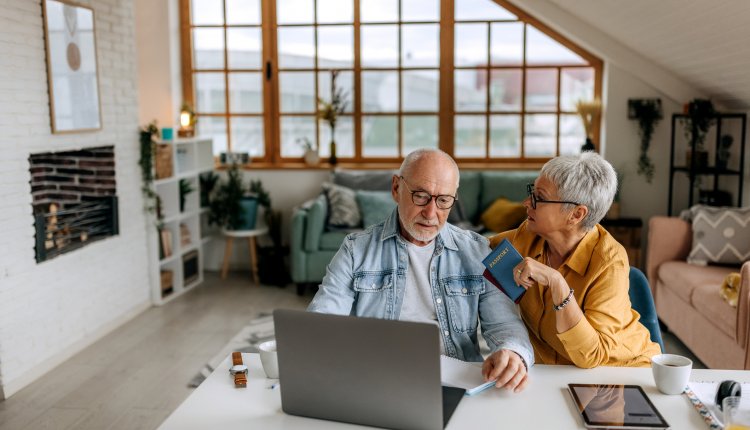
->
<box><xmin>513</xmin><ymin>257</ymin><xmax>560</xmax><ymax>290</ymax></box>
<box><xmin>514</xmin><ymin>257</ymin><xmax>571</xmax><ymax>305</ymax></box>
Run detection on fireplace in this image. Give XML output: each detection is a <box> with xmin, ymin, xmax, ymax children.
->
<box><xmin>29</xmin><ymin>146</ymin><xmax>119</xmax><ymax>263</ymax></box>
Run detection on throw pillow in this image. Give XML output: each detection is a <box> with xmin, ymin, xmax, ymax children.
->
<box><xmin>686</xmin><ymin>205</ymin><xmax>750</xmax><ymax>265</ymax></box>
<box><xmin>322</xmin><ymin>182</ymin><xmax>361</xmax><ymax>229</ymax></box>
<box><xmin>480</xmin><ymin>198</ymin><xmax>527</xmax><ymax>233</ymax></box>
<box><xmin>356</xmin><ymin>190</ymin><xmax>396</xmax><ymax>228</ymax></box>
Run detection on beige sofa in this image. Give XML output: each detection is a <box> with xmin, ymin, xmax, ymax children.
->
<box><xmin>647</xmin><ymin>216</ymin><xmax>750</xmax><ymax>369</ymax></box>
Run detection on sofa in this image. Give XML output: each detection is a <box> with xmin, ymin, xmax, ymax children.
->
<box><xmin>647</xmin><ymin>216</ymin><xmax>750</xmax><ymax>369</ymax></box>
<box><xmin>291</xmin><ymin>169</ymin><xmax>538</xmax><ymax>294</ymax></box>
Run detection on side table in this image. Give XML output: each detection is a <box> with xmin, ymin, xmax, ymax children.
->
<box><xmin>601</xmin><ymin>217</ymin><xmax>643</xmax><ymax>269</ymax></box>
<box><xmin>221</xmin><ymin>227</ymin><xmax>269</xmax><ymax>285</ymax></box>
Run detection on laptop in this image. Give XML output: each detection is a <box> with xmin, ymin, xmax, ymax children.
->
<box><xmin>273</xmin><ymin>309</ymin><xmax>465</xmax><ymax>430</ymax></box>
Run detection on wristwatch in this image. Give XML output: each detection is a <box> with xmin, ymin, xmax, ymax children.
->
<box><xmin>229</xmin><ymin>351</ymin><xmax>248</xmax><ymax>388</ymax></box>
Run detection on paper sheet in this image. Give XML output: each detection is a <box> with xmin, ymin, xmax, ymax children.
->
<box><xmin>440</xmin><ymin>355</ymin><xmax>495</xmax><ymax>396</ymax></box>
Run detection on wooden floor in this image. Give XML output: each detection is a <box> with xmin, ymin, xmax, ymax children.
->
<box><xmin>0</xmin><ymin>272</ymin><xmax>311</xmax><ymax>430</ymax></box>
<box><xmin>0</xmin><ymin>272</ymin><xmax>703</xmax><ymax>430</ymax></box>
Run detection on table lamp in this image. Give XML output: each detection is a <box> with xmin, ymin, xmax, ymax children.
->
<box><xmin>178</xmin><ymin>102</ymin><xmax>196</xmax><ymax>138</ymax></box>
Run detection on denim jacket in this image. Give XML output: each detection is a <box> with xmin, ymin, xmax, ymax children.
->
<box><xmin>308</xmin><ymin>208</ymin><xmax>534</xmax><ymax>367</ymax></box>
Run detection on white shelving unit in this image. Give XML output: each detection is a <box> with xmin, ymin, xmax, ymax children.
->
<box><xmin>149</xmin><ymin>137</ymin><xmax>214</xmax><ymax>305</ymax></box>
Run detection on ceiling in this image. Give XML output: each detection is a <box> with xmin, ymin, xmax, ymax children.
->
<box><xmin>545</xmin><ymin>0</ymin><xmax>750</xmax><ymax>110</ymax></box>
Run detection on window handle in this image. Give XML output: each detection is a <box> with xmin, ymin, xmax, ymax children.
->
<box><xmin>265</xmin><ymin>61</ymin><xmax>272</xmax><ymax>81</ymax></box>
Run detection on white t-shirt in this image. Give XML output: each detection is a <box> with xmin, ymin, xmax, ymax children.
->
<box><xmin>399</xmin><ymin>240</ymin><xmax>444</xmax><ymax>353</ymax></box>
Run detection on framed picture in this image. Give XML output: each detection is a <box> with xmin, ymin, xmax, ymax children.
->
<box><xmin>42</xmin><ymin>0</ymin><xmax>101</xmax><ymax>133</ymax></box>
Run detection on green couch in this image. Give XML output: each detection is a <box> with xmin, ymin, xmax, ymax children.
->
<box><xmin>290</xmin><ymin>169</ymin><xmax>538</xmax><ymax>294</ymax></box>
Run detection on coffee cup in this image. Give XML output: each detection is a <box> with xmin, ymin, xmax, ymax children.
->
<box><xmin>651</xmin><ymin>354</ymin><xmax>692</xmax><ymax>394</ymax></box>
<box><xmin>258</xmin><ymin>340</ymin><xmax>278</xmax><ymax>379</ymax></box>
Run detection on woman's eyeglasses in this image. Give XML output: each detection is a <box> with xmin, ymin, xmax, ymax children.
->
<box><xmin>526</xmin><ymin>184</ymin><xmax>581</xmax><ymax>210</ymax></box>
<box><xmin>400</xmin><ymin>176</ymin><xmax>456</xmax><ymax>210</ymax></box>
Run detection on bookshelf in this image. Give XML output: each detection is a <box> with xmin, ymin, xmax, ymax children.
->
<box><xmin>149</xmin><ymin>137</ymin><xmax>214</xmax><ymax>305</ymax></box>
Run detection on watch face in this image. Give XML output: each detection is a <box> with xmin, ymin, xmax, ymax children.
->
<box><xmin>229</xmin><ymin>364</ymin><xmax>248</xmax><ymax>375</ymax></box>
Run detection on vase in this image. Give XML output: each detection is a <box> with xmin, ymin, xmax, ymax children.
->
<box><xmin>303</xmin><ymin>149</ymin><xmax>320</xmax><ymax>166</ymax></box>
<box><xmin>581</xmin><ymin>137</ymin><xmax>596</xmax><ymax>152</ymax></box>
<box><xmin>329</xmin><ymin>140</ymin><xmax>337</xmax><ymax>166</ymax></box>
<box><xmin>237</xmin><ymin>197</ymin><xmax>258</xmax><ymax>230</ymax></box>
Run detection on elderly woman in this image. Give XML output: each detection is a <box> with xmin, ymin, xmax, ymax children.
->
<box><xmin>489</xmin><ymin>152</ymin><xmax>660</xmax><ymax>368</ymax></box>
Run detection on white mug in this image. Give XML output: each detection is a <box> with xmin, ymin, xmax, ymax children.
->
<box><xmin>259</xmin><ymin>340</ymin><xmax>279</xmax><ymax>379</ymax></box>
<box><xmin>651</xmin><ymin>354</ymin><xmax>692</xmax><ymax>395</ymax></box>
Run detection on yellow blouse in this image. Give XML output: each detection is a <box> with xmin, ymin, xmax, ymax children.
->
<box><xmin>490</xmin><ymin>221</ymin><xmax>661</xmax><ymax>368</ymax></box>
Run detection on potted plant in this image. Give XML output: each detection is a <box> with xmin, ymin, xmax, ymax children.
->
<box><xmin>575</xmin><ymin>99</ymin><xmax>601</xmax><ymax>152</ymax></box>
<box><xmin>199</xmin><ymin>171</ymin><xmax>219</xmax><ymax>208</ymax></box>
<box><xmin>296</xmin><ymin>137</ymin><xmax>319</xmax><ymax>166</ymax></box>
<box><xmin>317</xmin><ymin>70</ymin><xmax>349</xmax><ymax>165</ymax></box>
<box><xmin>681</xmin><ymin>98</ymin><xmax>716</xmax><ymax>169</ymax></box>
<box><xmin>717</xmin><ymin>134</ymin><xmax>733</xmax><ymax>170</ymax></box>
<box><xmin>139</xmin><ymin>120</ymin><xmax>160</xmax><ymax>216</ymax></box>
<box><xmin>629</xmin><ymin>99</ymin><xmax>662</xmax><ymax>183</ymax></box>
<box><xmin>208</xmin><ymin>164</ymin><xmax>258</xmax><ymax>230</ymax></box>
<box><xmin>179</xmin><ymin>179</ymin><xmax>194</xmax><ymax>213</ymax></box>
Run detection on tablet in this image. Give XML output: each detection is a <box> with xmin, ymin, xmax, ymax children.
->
<box><xmin>568</xmin><ymin>384</ymin><xmax>670</xmax><ymax>429</ymax></box>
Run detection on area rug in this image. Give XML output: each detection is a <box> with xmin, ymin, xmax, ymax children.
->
<box><xmin>188</xmin><ymin>313</ymin><xmax>275</xmax><ymax>388</ymax></box>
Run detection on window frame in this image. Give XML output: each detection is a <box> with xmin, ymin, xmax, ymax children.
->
<box><xmin>179</xmin><ymin>0</ymin><xmax>602</xmax><ymax>168</ymax></box>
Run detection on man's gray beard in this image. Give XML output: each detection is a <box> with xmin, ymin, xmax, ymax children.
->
<box><xmin>399</xmin><ymin>211</ymin><xmax>440</xmax><ymax>244</ymax></box>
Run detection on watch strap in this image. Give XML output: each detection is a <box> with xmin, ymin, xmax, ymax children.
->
<box><xmin>232</xmin><ymin>351</ymin><xmax>243</xmax><ymax>366</ymax></box>
<box><xmin>232</xmin><ymin>352</ymin><xmax>247</xmax><ymax>388</ymax></box>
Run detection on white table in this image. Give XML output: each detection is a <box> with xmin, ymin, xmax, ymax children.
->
<box><xmin>160</xmin><ymin>353</ymin><xmax>750</xmax><ymax>429</ymax></box>
<box><xmin>220</xmin><ymin>227</ymin><xmax>269</xmax><ymax>285</ymax></box>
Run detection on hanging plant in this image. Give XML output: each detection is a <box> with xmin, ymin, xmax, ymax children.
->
<box><xmin>681</xmin><ymin>98</ymin><xmax>716</xmax><ymax>152</ymax></box>
<box><xmin>629</xmin><ymin>99</ymin><xmax>662</xmax><ymax>183</ymax></box>
<box><xmin>139</xmin><ymin>120</ymin><xmax>160</xmax><ymax>217</ymax></box>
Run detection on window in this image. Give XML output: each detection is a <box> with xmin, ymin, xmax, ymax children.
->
<box><xmin>181</xmin><ymin>0</ymin><xmax>601</xmax><ymax>166</ymax></box>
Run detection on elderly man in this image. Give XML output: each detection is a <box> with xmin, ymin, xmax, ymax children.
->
<box><xmin>308</xmin><ymin>148</ymin><xmax>533</xmax><ymax>393</ymax></box>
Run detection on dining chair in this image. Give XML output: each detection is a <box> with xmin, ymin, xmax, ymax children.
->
<box><xmin>629</xmin><ymin>266</ymin><xmax>665</xmax><ymax>352</ymax></box>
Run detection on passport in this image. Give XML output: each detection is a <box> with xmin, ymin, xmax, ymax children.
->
<box><xmin>482</xmin><ymin>238</ymin><xmax>526</xmax><ymax>304</ymax></box>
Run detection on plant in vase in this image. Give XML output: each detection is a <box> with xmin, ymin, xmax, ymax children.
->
<box><xmin>247</xmin><ymin>180</ymin><xmax>291</xmax><ymax>286</ymax></box>
<box><xmin>139</xmin><ymin>120</ymin><xmax>160</xmax><ymax>217</ymax></box>
<box><xmin>717</xmin><ymin>134</ymin><xmax>733</xmax><ymax>170</ymax></box>
<box><xmin>296</xmin><ymin>137</ymin><xmax>319</xmax><ymax>166</ymax></box>
<box><xmin>178</xmin><ymin>179</ymin><xmax>194</xmax><ymax>213</ymax></box>
<box><xmin>629</xmin><ymin>99</ymin><xmax>662</xmax><ymax>183</ymax></box>
<box><xmin>575</xmin><ymin>98</ymin><xmax>601</xmax><ymax>152</ymax></box>
<box><xmin>317</xmin><ymin>70</ymin><xmax>349</xmax><ymax>166</ymax></box>
<box><xmin>208</xmin><ymin>164</ymin><xmax>256</xmax><ymax>230</ymax></box>
<box><xmin>681</xmin><ymin>98</ymin><xmax>716</xmax><ymax>169</ymax></box>
<box><xmin>199</xmin><ymin>171</ymin><xmax>219</xmax><ymax>208</ymax></box>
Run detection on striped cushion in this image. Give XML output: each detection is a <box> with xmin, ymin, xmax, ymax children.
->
<box><xmin>685</xmin><ymin>205</ymin><xmax>750</xmax><ymax>265</ymax></box>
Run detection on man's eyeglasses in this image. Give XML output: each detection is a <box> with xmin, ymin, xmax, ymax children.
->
<box><xmin>526</xmin><ymin>184</ymin><xmax>581</xmax><ymax>210</ymax></box>
<box><xmin>399</xmin><ymin>176</ymin><xmax>456</xmax><ymax>210</ymax></box>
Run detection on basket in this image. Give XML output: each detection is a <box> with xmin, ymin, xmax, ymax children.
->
<box><xmin>155</xmin><ymin>144</ymin><xmax>174</xmax><ymax>179</ymax></box>
<box><xmin>160</xmin><ymin>270</ymin><xmax>174</xmax><ymax>297</ymax></box>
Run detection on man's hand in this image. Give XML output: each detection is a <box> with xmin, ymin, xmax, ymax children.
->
<box><xmin>481</xmin><ymin>349</ymin><xmax>528</xmax><ymax>393</ymax></box>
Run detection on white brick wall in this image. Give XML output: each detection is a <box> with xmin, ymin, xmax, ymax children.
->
<box><xmin>0</xmin><ymin>0</ymin><xmax>151</xmax><ymax>398</ymax></box>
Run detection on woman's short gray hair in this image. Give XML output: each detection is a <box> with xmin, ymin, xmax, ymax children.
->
<box><xmin>540</xmin><ymin>152</ymin><xmax>617</xmax><ymax>230</ymax></box>
<box><xmin>399</xmin><ymin>148</ymin><xmax>460</xmax><ymax>187</ymax></box>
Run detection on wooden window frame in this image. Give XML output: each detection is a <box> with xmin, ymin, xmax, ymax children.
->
<box><xmin>179</xmin><ymin>0</ymin><xmax>602</xmax><ymax>169</ymax></box>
